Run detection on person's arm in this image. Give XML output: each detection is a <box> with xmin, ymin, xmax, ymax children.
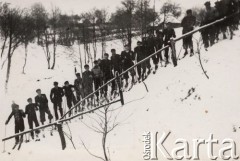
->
<box><xmin>43</xmin><ymin>94</ymin><xmax>48</xmax><ymax>104</ymax></box>
<box><xmin>172</xmin><ymin>29</ymin><xmax>176</xmax><ymax>38</ymax></box>
<box><xmin>25</xmin><ymin>105</ymin><xmax>28</xmax><ymax>115</ymax></box>
<box><xmin>61</xmin><ymin>88</ymin><xmax>64</xmax><ymax>97</ymax></box>
<box><xmin>34</xmin><ymin>103</ymin><xmax>39</xmax><ymax>111</ymax></box>
<box><xmin>5</xmin><ymin>112</ymin><xmax>13</xmax><ymax>125</ymax></box>
<box><xmin>20</xmin><ymin>110</ymin><xmax>26</xmax><ymax>118</ymax></box>
<box><xmin>50</xmin><ymin>89</ymin><xmax>54</xmax><ymax>102</ymax></box>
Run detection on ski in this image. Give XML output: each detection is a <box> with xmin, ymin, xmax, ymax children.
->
<box><xmin>12</xmin><ymin>143</ymin><xmax>18</xmax><ymax>150</ymax></box>
<box><xmin>17</xmin><ymin>135</ymin><xmax>24</xmax><ymax>150</ymax></box>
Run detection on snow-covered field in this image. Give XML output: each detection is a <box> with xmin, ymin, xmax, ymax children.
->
<box><xmin>1</xmin><ymin>28</ymin><xmax>240</xmax><ymax>161</ymax></box>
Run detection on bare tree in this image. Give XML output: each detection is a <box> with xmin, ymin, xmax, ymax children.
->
<box><xmin>31</xmin><ymin>3</ymin><xmax>48</xmax><ymax>45</ymax></box>
<box><xmin>160</xmin><ymin>0</ymin><xmax>182</xmax><ymax>28</ymax></box>
<box><xmin>49</xmin><ymin>6</ymin><xmax>61</xmax><ymax>69</ymax></box>
<box><xmin>21</xmin><ymin>10</ymin><xmax>35</xmax><ymax>74</ymax></box>
<box><xmin>0</xmin><ymin>7</ymin><xmax>25</xmax><ymax>91</ymax></box>
<box><xmin>81</xmin><ymin>105</ymin><xmax>121</xmax><ymax>161</ymax></box>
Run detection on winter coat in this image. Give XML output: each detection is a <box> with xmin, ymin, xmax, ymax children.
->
<box><xmin>35</xmin><ymin>94</ymin><xmax>49</xmax><ymax>109</ymax></box>
<box><xmin>92</xmin><ymin>65</ymin><xmax>103</xmax><ymax>78</ymax></box>
<box><xmin>82</xmin><ymin>71</ymin><xmax>94</xmax><ymax>96</ymax></box>
<box><xmin>134</xmin><ymin>46</ymin><xmax>146</xmax><ymax>61</ymax></box>
<box><xmin>121</xmin><ymin>51</ymin><xmax>134</xmax><ymax>68</ymax></box>
<box><xmin>163</xmin><ymin>28</ymin><xmax>176</xmax><ymax>44</ymax></box>
<box><xmin>6</xmin><ymin>108</ymin><xmax>25</xmax><ymax>130</ymax></box>
<box><xmin>25</xmin><ymin>103</ymin><xmax>38</xmax><ymax>120</ymax></box>
<box><xmin>63</xmin><ymin>85</ymin><xmax>75</xmax><ymax>98</ymax></box>
<box><xmin>99</xmin><ymin>59</ymin><xmax>113</xmax><ymax>79</ymax></box>
<box><xmin>181</xmin><ymin>15</ymin><xmax>196</xmax><ymax>33</ymax></box>
<box><xmin>50</xmin><ymin>87</ymin><xmax>64</xmax><ymax>103</ymax></box>
<box><xmin>111</xmin><ymin>54</ymin><xmax>122</xmax><ymax>73</ymax></box>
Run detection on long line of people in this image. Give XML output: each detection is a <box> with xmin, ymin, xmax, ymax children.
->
<box><xmin>5</xmin><ymin>0</ymin><xmax>240</xmax><ymax>145</ymax></box>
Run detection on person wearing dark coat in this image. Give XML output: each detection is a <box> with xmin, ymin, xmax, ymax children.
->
<box><xmin>163</xmin><ymin>22</ymin><xmax>176</xmax><ymax>65</ymax></box>
<box><xmin>134</xmin><ymin>41</ymin><xmax>147</xmax><ymax>81</ymax></box>
<box><xmin>110</xmin><ymin>49</ymin><xmax>122</xmax><ymax>75</ymax></box>
<box><xmin>25</xmin><ymin>98</ymin><xmax>40</xmax><ymax>139</ymax></box>
<box><xmin>35</xmin><ymin>89</ymin><xmax>53</xmax><ymax>125</ymax></box>
<box><xmin>181</xmin><ymin>9</ymin><xmax>196</xmax><ymax>56</ymax></box>
<box><xmin>99</xmin><ymin>53</ymin><xmax>115</xmax><ymax>96</ymax></box>
<box><xmin>74</xmin><ymin>73</ymin><xmax>84</xmax><ymax>112</ymax></box>
<box><xmin>146</xmin><ymin>32</ymin><xmax>158</xmax><ymax>70</ymax></box>
<box><xmin>92</xmin><ymin>60</ymin><xmax>103</xmax><ymax>100</ymax></box>
<box><xmin>155</xmin><ymin>30</ymin><xmax>164</xmax><ymax>64</ymax></box>
<box><xmin>121</xmin><ymin>45</ymin><xmax>136</xmax><ymax>87</ymax></box>
<box><xmin>5</xmin><ymin>103</ymin><xmax>26</xmax><ymax>144</ymax></box>
<box><xmin>82</xmin><ymin>64</ymin><xmax>94</xmax><ymax>107</ymax></box>
<box><xmin>50</xmin><ymin>82</ymin><xmax>64</xmax><ymax>120</ymax></box>
<box><xmin>63</xmin><ymin>81</ymin><xmax>77</xmax><ymax>116</ymax></box>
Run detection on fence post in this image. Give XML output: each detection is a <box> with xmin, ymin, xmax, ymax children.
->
<box><xmin>115</xmin><ymin>72</ymin><xmax>124</xmax><ymax>105</ymax></box>
<box><xmin>56</xmin><ymin>123</ymin><xmax>66</xmax><ymax>150</ymax></box>
<box><xmin>170</xmin><ymin>38</ymin><xmax>177</xmax><ymax>67</ymax></box>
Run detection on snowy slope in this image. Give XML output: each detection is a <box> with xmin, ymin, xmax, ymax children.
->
<box><xmin>1</xmin><ymin>28</ymin><xmax>240</xmax><ymax>161</ymax></box>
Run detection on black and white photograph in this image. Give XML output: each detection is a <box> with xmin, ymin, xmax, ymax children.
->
<box><xmin>0</xmin><ymin>0</ymin><xmax>240</xmax><ymax>161</ymax></box>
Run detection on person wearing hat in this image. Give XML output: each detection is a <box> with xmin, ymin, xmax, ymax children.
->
<box><xmin>134</xmin><ymin>41</ymin><xmax>147</xmax><ymax>81</ymax></box>
<box><xmin>82</xmin><ymin>64</ymin><xmax>94</xmax><ymax>107</ymax></box>
<box><xmin>50</xmin><ymin>82</ymin><xmax>64</xmax><ymax>120</ymax></box>
<box><xmin>5</xmin><ymin>103</ymin><xmax>26</xmax><ymax>145</ymax></box>
<box><xmin>35</xmin><ymin>89</ymin><xmax>53</xmax><ymax>125</ymax></box>
<box><xmin>181</xmin><ymin>9</ymin><xmax>196</xmax><ymax>57</ymax></box>
<box><xmin>25</xmin><ymin>98</ymin><xmax>40</xmax><ymax>140</ymax></box>
<box><xmin>63</xmin><ymin>81</ymin><xmax>77</xmax><ymax>116</ymax></box>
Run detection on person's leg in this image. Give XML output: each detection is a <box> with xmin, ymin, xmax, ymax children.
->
<box><xmin>45</xmin><ymin>106</ymin><xmax>53</xmax><ymax>123</ymax></box>
<box><xmin>137</xmin><ymin>64</ymin><xmax>141</xmax><ymax>80</ymax></box>
<box><xmin>164</xmin><ymin>45</ymin><xmax>169</xmax><ymax>63</ymax></box>
<box><xmin>28</xmin><ymin>118</ymin><xmax>34</xmax><ymax>139</ymax></box>
<box><xmin>66</xmin><ymin>97</ymin><xmax>72</xmax><ymax>116</ymax></box>
<box><xmin>53</xmin><ymin>103</ymin><xmax>59</xmax><ymax>120</ymax></box>
<box><xmin>40</xmin><ymin>109</ymin><xmax>45</xmax><ymax>125</ymax></box>
<box><xmin>59</xmin><ymin>102</ymin><xmax>63</xmax><ymax>117</ymax></box>
<box><xmin>15</xmin><ymin>125</ymin><xmax>20</xmax><ymax>144</ymax></box>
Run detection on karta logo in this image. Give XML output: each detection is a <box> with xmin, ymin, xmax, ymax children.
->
<box><xmin>142</xmin><ymin>131</ymin><xmax>239</xmax><ymax>160</ymax></box>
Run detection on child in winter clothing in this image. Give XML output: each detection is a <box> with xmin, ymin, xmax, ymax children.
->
<box><xmin>63</xmin><ymin>81</ymin><xmax>77</xmax><ymax>115</ymax></box>
<box><xmin>25</xmin><ymin>98</ymin><xmax>40</xmax><ymax>139</ymax></box>
<box><xmin>5</xmin><ymin>103</ymin><xmax>26</xmax><ymax>144</ymax></box>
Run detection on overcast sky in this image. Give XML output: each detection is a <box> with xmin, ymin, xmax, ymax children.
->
<box><xmin>4</xmin><ymin>0</ymin><xmax>217</xmax><ymax>14</ymax></box>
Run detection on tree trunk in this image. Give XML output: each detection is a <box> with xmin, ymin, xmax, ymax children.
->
<box><xmin>22</xmin><ymin>43</ymin><xmax>28</xmax><ymax>74</ymax></box>
<box><xmin>51</xmin><ymin>34</ymin><xmax>57</xmax><ymax>69</ymax></box>
<box><xmin>5</xmin><ymin>36</ymin><xmax>12</xmax><ymax>92</ymax></box>
<box><xmin>1</xmin><ymin>36</ymin><xmax>8</xmax><ymax>58</ymax></box>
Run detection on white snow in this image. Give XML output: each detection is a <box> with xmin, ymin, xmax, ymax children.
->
<box><xmin>0</xmin><ymin>28</ymin><xmax>240</xmax><ymax>161</ymax></box>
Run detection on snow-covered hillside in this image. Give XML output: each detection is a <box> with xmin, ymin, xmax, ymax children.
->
<box><xmin>1</xmin><ymin>28</ymin><xmax>240</xmax><ymax>161</ymax></box>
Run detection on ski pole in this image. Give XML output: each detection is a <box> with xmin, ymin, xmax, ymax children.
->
<box><xmin>177</xmin><ymin>46</ymin><xmax>183</xmax><ymax>60</ymax></box>
<box><xmin>2</xmin><ymin>125</ymin><xmax>7</xmax><ymax>153</ymax></box>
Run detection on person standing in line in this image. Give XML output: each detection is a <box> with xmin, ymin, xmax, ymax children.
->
<box><xmin>50</xmin><ymin>82</ymin><xmax>64</xmax><ymax>120</ymax></box>
<box><xmin>25</xmin><ymin>98</ymin><xmax>40</xmax><ymax>140</ymax></box>
<box><xmin>181</xmin><ymin>9</ymin><xmax>196</xmax><ymax>57</ymax></box>
<box><xmin>35</xmin><ymin>89</ymin><xmax>53</xmax><ymax>125</ymax></box>
<box><xmin>163</xmin><ymin>22</ymin><xmax>176</xmax><ymax>66</ymax></box>
<box><xmin>74</xmin><ymin>73</ymin><xmax>84</xmax><ymax>112</ymax></box>
<box><xmin>63</xmin><ymin>81</ymin><xmax>77</xmax><ymax>116</ymax></box>
<box><xmin>5</xmin><ymin>103</ymin><xmax>26</xmax><ymax>145</ymax></box>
